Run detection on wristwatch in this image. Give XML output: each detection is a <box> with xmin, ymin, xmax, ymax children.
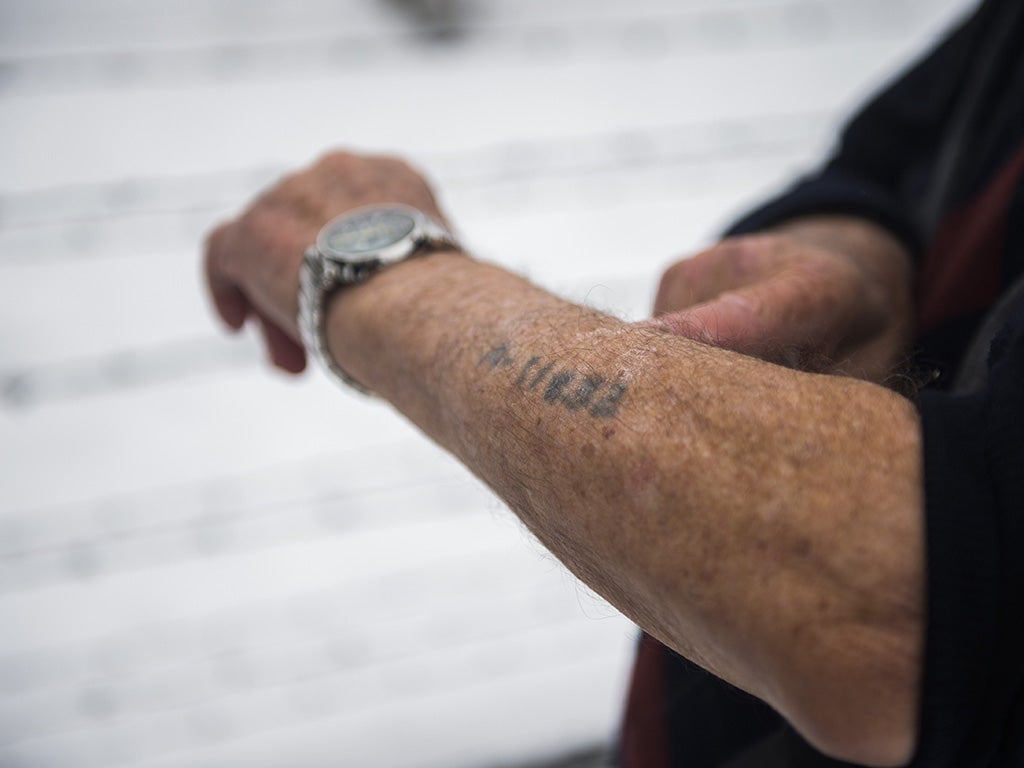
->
<box><xmin>298</xmin><ymin>203</ymin><xmax>459</xmax><ymax>395</ymax></box>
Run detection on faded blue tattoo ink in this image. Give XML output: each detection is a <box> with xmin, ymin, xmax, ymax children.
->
<box><xmin>480</xmin><ymin>342</ymin><xmax>628</xmax><ymax>419</ymax></box>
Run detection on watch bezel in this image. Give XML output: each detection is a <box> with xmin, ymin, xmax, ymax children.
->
<box><xmin>315</xmin><ymin>204</ymin><xmax>426</xmax><ymax>266</ymax></box>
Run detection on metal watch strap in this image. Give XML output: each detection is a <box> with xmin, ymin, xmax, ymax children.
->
<box><xmin>298</xmin><ymin>248</ymin><xmax>376</xmax><ymax>396</ymax></box>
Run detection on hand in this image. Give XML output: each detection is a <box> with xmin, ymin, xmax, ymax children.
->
<box><xmin>645</xmin><ymin>216</ymin><xmax>914</xmax><ymax>381</ymax></box>
<box><xmin>203</xmin><ymin>150</ymin><xmax>448</xmax><ymax>373</ymax></box>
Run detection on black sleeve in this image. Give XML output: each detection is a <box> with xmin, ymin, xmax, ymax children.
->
<box><xmin>723</xmin><ymin>1</ymin><xmax>997</xmax><ymax>256</ymax></box>
<box><xmin>908</xmin><ymin>304</ymin><xmax>1024</xmax><ymax>767</ymax></box>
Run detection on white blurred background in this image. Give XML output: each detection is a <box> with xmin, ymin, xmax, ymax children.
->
<box><xmin>0</xmin><ymin>1</ymin><xmax>972</xmax><ymax>766</ymax></box>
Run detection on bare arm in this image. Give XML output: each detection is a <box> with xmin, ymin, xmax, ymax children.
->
<box><xmin>331</xmin><ymin>251</ymin><xmax>923</xmax><ymax>766</ymax></box>
<box><xmin>205</xmin><ymin>153</ymin><xmax>924</xmax><ymax>766</ymax></box>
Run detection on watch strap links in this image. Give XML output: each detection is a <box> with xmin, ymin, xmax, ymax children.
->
<box><xmin>298</xmin><ymin>248</ymin><xmax>377</xmax><ymax>396</ymax></box>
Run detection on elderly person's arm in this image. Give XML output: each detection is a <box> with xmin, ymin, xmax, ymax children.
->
<box><xmin>205</xmin><ymin>152</ymin><xmax>924</xmax><ymax>766</ymax></box>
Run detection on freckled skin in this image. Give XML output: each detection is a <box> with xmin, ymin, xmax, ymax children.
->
<box><xmin>327</xmin><ymin>253</ymin><xmax>923</xmax><ymax>766</ymax></box>
<box><xmin>204</xmin><ymin>154</ymin><xmax>923</xmax><ymax>767</ymax></box>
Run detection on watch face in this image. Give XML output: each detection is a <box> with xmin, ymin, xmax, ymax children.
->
<box><xmin>319</xmin><ymin>207</ymin><xmax>416</xmax><ymax>261</ymax></box>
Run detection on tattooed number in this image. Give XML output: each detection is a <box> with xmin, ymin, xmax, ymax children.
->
<box><xmin>588</xmin><ymin>382</ymin><xmax>628</xmax><ymax>418</ymax></box>
<box><xmin>479</xmin><ymin>344</ymin><xmax>628</xmax><ymax>419</ymax></box>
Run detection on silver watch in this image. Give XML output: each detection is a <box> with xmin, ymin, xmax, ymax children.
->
<box><xmin>298</xmin><ymin>204</ymin><xmax>459</xmax><ymax>395</ymax></box>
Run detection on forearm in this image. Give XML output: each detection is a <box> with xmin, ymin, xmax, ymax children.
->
<box><xmin>328</xmin><ymin>250</ymin><xmax>924</xmax><ymax>764</ymax></box>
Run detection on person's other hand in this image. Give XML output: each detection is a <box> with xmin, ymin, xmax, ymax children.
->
<box><xmin>645</xmin><ymin>216</ymin><xmax>914</xmax><ymax>381</ymax></box>
<box><xmin>203</xmin><ymin>151</ymin><xmax>448</xmax><ymax>373</ymax></box>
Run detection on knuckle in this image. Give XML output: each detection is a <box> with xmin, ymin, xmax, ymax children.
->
<box><xmin>706</xmin><ymin>237</ymin><xmax>748</xmax><ymax>257</ymax></box>
<box><xmin>714</xmin><ymin>238</ymin><xmax>758</xmax><ymax>268</ymax></box>
<box><xmin>716</xmin><ymin>234</ymin><xmax>776</xmax><ymax>263</ymax></box>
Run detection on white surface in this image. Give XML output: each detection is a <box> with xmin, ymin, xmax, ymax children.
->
<box><xmin>0</xmin><ymin>1</ymin><xmax>974</xmax><ymax>766</ymax></box>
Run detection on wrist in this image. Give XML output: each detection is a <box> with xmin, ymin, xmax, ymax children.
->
<box><xmin>321</xmin><ymin>248</ymin><xmax>472</xmax><ymax>397</ymax></box>
<box><xmin>297</xmin><ymin>203</ymin><xmax>463</xmax><ymax>395</ymax></box>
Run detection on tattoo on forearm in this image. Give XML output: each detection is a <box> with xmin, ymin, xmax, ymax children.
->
<box><xmin>478</xmin><ymin>343</ymin><xmax>628</xmax><ymax>418</ymax></box>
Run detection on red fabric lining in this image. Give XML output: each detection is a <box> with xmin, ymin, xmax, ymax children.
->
<box><xmin>620</xmin><ymin>634</ymin><xmax>671</xmax><ymax>768</ymax></box>
<box><xmin>917</xmin><ymin>143</ymin><xmax>1024</xmax><ymax>333</ymax></box>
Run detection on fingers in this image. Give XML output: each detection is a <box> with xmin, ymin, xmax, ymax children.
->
<box><xmin>206</xmin><ymin>221</ymin><xmax>306</xmax><ymax>375</ymax></box>
<box><xmin>204</xmin><ymin>223</ymin><xmax>251</xmax><ymax>331</ymax></box>
<box><xmin>645</xmin><ymin>293</ymin><xmax>772</xmax><ymax>357</ymax></box>
<box><xmin>259</xmin><ymin>313</ymin><xmax>307</xmax><ymax>374</ymax></box>
<box><xmin>653</xmin><ymin>239</ymin><xmax>781</xmax><ymax>317</ymax></box>
<box><xmin>647</xmin><ymin>265</ymin><xmax>846</xmax><ymax>366</ymax></box>
<box><xmin>648</xmin><ymin>234</ymin><xmax>880</xmax><ymax>370</ymax></box>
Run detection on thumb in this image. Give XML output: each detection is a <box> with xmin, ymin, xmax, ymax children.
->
<box><xmin>647</xmin><ymin>291</ymin><xmax>774</xmax><ymax>352</ymax></box>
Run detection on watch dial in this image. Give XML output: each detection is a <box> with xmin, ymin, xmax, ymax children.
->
<box><xmin>322</xmin><ymin>208</ymin><xmax>416</xmax><ymax>258</ymax></box>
